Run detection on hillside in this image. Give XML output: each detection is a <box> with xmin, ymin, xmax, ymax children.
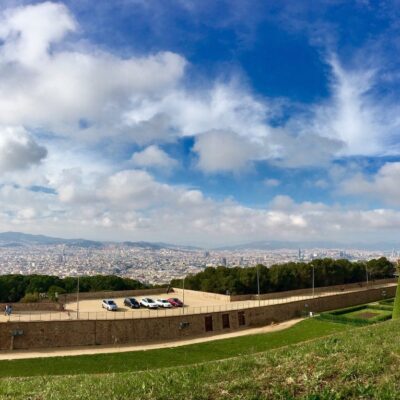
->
<box><xmin>0</xmin><ymin>319</ymin><xmax>399</xmax><ymax>399</ymax></box>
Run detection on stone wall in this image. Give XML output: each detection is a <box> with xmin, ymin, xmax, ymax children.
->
<box><xmin>173</xmin><ymin>287</ymin><xmax>231</xmax><ymax>303</ymax></box>
<box><xmin>229</xmin><ymin>278</ymin><xmax>397</xmax><ymax>302</ymax></box>
<box><xmin>0</xmin><ymin>284</ymin><xmax>395</xmax><ymax>351</ymax></box>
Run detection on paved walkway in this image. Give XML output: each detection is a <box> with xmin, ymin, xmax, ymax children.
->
<box><xmin>0</xmin><ymin>318</ymin><xmax>303</xmax><ymax>360</ymax></box>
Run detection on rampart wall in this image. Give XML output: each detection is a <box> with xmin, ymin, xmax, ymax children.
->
<box><xmin>229</xmin><ymin>278</ymin><xmax>397</xmax><ymax>302</ymax></box>
<box><xmin>0</xmin><ymin>284</ymin><xmax>395</xmax><ymax>351</ymax></box>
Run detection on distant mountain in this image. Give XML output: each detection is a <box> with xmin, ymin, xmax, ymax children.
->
<box><xmin>0</xmin><ymin>232</ymin><xmax>104</xmax><ymax>248</ymax></box>
<box><xmin>0</xmin><ymin>232</ymin><xmax>200</xmax><ymax>250</ymax></box>
<box><xmin>214</xmin><ymin>240</ymin><xmax>398</xmax><ymax>251</ymax></box>
<box><xmin>121</xmin><ymin>241</ymin><xmax>200</xmax><ymax>251</ymax></box>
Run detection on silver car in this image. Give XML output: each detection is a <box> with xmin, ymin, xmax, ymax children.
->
<box><xmin>102</xmin><ymin>299</ymin><xmax>118</xmax><ymax>311</ymax></box>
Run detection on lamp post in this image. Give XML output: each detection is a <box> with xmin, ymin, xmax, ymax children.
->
<box><xmin>256</xmin><ymin>265</ymin><xmax>261</xmax><ymax>307</ymax></box>
<box><xmin>312</xmin><ymin>265</ymin><xmax>315</xmax><ymax>298</ymax></box>
<box><xmin>182</xmin><ymin>276</ymin><xmax>185</xmax><ymax>315</ymax></box>
<box><xmin>366</xmin><ymin>265</ymin><xmax>369</xmax><ymax>286</ymax></box>
<box><xmin>76</xmin><ymin>275</ymin><xmax>80</xmax><ymax>320</ymax></box>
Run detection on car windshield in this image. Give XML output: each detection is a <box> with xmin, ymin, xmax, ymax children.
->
<box><xmin>106</xmin><ymin>300</ymin><xmax>115</xmax><ymax>305</ymax></box>
<box><xmin>129</xmin><ymin>298</ymin><xmax>136</xmax><ymax>302</ymax></box>
<box><xmin>173</xmin><ymin>298</ymin><xmax>180</xmax><ymax>302</ymax></box>
<box><xmin>147</xmin><ymin>299</ymin><xmax>154</xmax><ymax>303</ymax></box>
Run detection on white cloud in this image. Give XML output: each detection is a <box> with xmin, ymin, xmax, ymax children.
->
<box><xmin>0</xmin><ymin>2</ymin><xmax>186</xmax><ymax>140</ymax></box>
<box><xmin>340</xmin><ymin>162</ymin><xmax>400</xmax><ymax>206</ymax></box>
<box><xmin>299</xmin><ymin>56</ymin><xmax>400</xmax><ymax>157</ymax></box>
<box><xmin>264</xmin><ymin>178</ymin><xmax>280</xmax><ymax>187</ymax></box>
<box><xmin>130</xmin><ymin>145</ymin><xmax>177</xmax><ymax>170</ymax></box>
<box><xmin>0</xmin><ymin>126</ymin><xmax>47</xmax><ymax>173</ymax></box>
<box><xmin>193</xmin><ymin>130</ymin><xmax>261</xmax><ymax>173</ymax></box>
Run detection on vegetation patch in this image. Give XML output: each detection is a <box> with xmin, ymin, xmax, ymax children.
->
<box><xmin>319</xmin><ymin>304</ymin><xmax>392</xmax><ymax>325</ymax></box>
<box><xmin>0</xmin><ymin>319</ymin><xmax>399</xmax><ymax>399</ymax></box>
<box><xmin>0</xmin><ymin>319</ymin><xmax>349</xmax><ymax>378</ymax></box>
<box><xmin>171</xmin><ymin>257</ymin><xmax>394</xmax><ymax>295</ymax></box>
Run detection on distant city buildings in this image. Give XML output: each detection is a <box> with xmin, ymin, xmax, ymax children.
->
<box><xmin>0</xmin><ymin>244</ymin><xmax>394</xmax><ymax>285</ymax></box>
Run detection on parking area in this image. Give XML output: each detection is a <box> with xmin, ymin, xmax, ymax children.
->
<box><xmin>65</xmin><ymin>290</ymin><xmax>226</xmax><ymax>315</ymax></box>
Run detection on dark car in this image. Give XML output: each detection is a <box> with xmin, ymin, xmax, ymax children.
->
<box><xmin>124</xmin><ymin>297</ymin><xmax>140</xmax><ymax>309</ymax></box>
<box><xmin>167</xmin><ymin>297</ymin><xmax>183</xmax><ymax>307</ymax></box>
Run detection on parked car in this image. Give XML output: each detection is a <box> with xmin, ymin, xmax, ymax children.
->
<box><xmin>167</xmin><ymin>298</ymin><xmax>184</xmax><ymax>307</ymax></box>
<box><xmin>102</xmin><ymin>299</ymin><xmax>118</xmax><ymax>311</ymax></box>
<box><xmin>124</xmin><ymin>297</ymin><xmax>140</xmax><ymax>309</ymax></box>
<box><xmin>140</xmin><ymin>297</ymin><xmax>158</xmax><ymax>309</ymax></box>
<box><xmin>156</xmin><ymin>299</ymin><xmax>173</xmax><ymax>308</ymax></box>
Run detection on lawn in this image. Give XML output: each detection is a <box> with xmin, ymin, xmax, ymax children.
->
<box><xmin>345</xmin><ymin>307</ymin><xmax>392</xmax><ymax>322</ymax></box>
<box><xmin>0</xmin><ymin>319</ymin><xmax>349</xmax><ymax>378</ymax></box>
<box><xmin>0</xmin><ymin>319</ymin><xmax>399</xmax><ymax>399</ymax></box>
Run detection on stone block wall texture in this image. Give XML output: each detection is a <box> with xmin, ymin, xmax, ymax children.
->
<box><xmin>173</xmin><ymin>287</ymin><xmax>231</xmax><ymax>303</ymax></box>
<box><xmin>0</xmin><ymin>284</ymin><xmax>395</xmax><ymax>351</ymax></box>
<box><xmin>229</xmin><ymin>278</ymin><xmax>397</xmax><ymax>302</ymax></box>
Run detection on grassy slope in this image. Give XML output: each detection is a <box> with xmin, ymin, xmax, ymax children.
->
<box><xmin>0</xmin><ymin>319</ymin><xmax>399</xmax><ymax>399</ymax></box>
<box><xmin>0</xmin><ymin>319</ymin><xmax>348</xmax><ymax>377</ymax></box>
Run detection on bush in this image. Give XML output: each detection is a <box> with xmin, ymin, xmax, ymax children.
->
<box><xmin>20</xmin><ymin>292</ymin><xmax>39</xmax><ymax>303</ymax></box>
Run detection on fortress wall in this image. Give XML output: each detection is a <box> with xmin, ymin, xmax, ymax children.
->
<box><xmin>229</xmin><ymin>278</ymin><xmax>397</xmax><ymax>302</ymax></box>
<box><xmin>0</xmin><ymin>284</ymin><xmax>395</xmax><ymax>351</ymax></box>
<box><xmin>172</xmin><ymin>287</ymin><xmax>231</xmax><ymax>303</ymax></box>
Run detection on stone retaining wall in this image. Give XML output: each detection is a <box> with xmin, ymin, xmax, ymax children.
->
<box><xmin>229</xmin><ymin>278</ymin><xmax>397</xmax><ymax>302</ymax></box>
<box><xmin>0</xmin><ymin>284</ymin><xmax>395</xmax><ymax>351</ymax></box>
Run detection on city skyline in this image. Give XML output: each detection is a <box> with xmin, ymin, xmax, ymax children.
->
<box><xmin>0</xmin><ymin>1</ymin><xmax>400</xmax><ymax>246</ymax></box>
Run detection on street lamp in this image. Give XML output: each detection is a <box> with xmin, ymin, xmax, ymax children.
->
<box><xmin>366</xmin><ymin>265</ymin><xmax>369</xmax><ymax>286</ymax></box>
<box><xmin>182</xmin><ymin>276</ymin><xmax>185</xmax><ymax>315</ymax></box>
<box><xmin>76</xmin><ymin>275</ymin><xmax>80</xmax><ymax>319</ymax></box>
<box><xmin>256</xmin><ymin>265</ymin><xmax>261</xmax><ymax>307</ymax></box>
<box><xmin>312</xmin><ymin>265</ymin><xmax>315</xmax><ymax>298</ymax></box>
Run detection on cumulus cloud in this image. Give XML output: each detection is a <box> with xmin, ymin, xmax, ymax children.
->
<box><xmin>130</xmin><ymin>145</ymin><xmax>178</xmax><ymax>170</ymax></box>
<box><xmin>0</xmin><ymin>2</ymin><xmax>186</xmax><ymax>139</ymax></box>
<box><xmin>0</xmin><ymin>126</ymin><xmax>47</xmax><ymax>173</ymax></box>
<box><xmin>340</xmin><ymin>162</ymin><xmax>400</xmax><ymax>206</ymax></box>
<box><xmin>193</xmin><ymin>130</ymin><xmax>262</xmax><ymax>173</ymax></box>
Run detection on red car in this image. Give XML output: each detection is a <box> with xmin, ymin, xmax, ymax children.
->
<box><xmin>167</xmin><ymin>297</ymin><xmax>183</xmax><ymax>307</ymax></box>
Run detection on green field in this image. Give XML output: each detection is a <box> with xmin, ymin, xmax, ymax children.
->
<box><xmin>0</xmin><ymin>319</ymin><xmax>348</xmax><ymax>377</ymax></box>
<box><xmin>0</xmin><ymin>319</ymin><xmax>399</xmax><ymax>399</ymax></box>
<box><xmin>344</xmin><ymin>307</ymin><xmax>392</xmax><ymax>322</ymax></box>
<box><xmin>319</xmin><ymin>303</ymin><xmax>393</xmax><ymax>326</ymax></box>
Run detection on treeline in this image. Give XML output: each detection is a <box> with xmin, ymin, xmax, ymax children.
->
<box><xmin>0</xmin><ymin>274</ymin><xmax>150</xmax><ymax>303</ymax></box>
<box><xmin>170</xmin><ymin>257</ymin><xmax>395</xmax><ymax>295</ymax></box>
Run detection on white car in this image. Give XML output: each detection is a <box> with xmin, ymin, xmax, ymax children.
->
<box><xmin>102</xmin><ymin>299</ymin><xmax>118</xmax><ymax>311</ymax></box>
<box><xmin>156</xmin><ymin>299</ymin><xmax>173</xmax><ymax>308</ymax></box>
<box><xmin>140</xmin><ymin>297</ymin><xmax>159</xmax><ymax>309</ymax></box>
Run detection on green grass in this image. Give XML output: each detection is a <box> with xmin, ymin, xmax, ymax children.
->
<box><xmin>345</xmin><ymin>307</ymin><xmax>392</xmax><ymax>322</ymax></box>
<box><xmin>0</xmin><ymin>319</ymin><xmax>399</xmax><ymax>399</ymax></box>
<box><xmin>319</xmin><ymin>303</ymin><xmax>393</xmax><ymax>326</ymax></box>
<box><xmin>0</xmin><ymin>319</ymin><xmax>349</xmax><ymax>378</ymax></box>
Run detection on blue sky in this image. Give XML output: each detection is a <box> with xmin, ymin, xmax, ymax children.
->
<box><xmin>0</xmin><ymin>0</ymin><xmax>399</xmax><ymax>245</ymax></box>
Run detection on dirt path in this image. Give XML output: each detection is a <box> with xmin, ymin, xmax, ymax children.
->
<box><xmin>0</xmin><ymin>318</ymin><xmax>303</xmax><ymax>361</ymax></box>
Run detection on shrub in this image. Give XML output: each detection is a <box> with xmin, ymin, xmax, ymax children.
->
<box><xmin>20</xmin><ymin>292</ymin><xmax>39</xmax><ymax>303</ymax></box>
